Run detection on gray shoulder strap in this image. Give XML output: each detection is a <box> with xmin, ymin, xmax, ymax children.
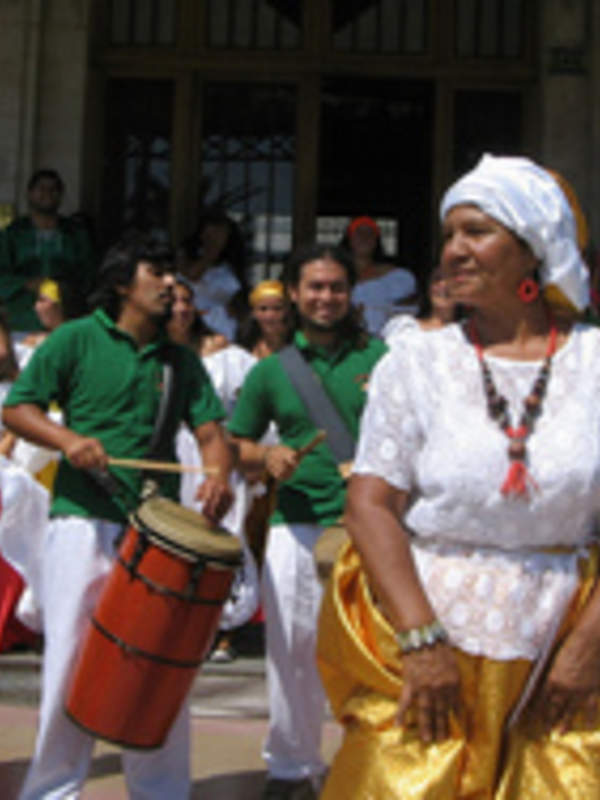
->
<box><xmin>277</xmin><ymin>344</ymin><xmax>355</xmax><ymax>463</ymax></box>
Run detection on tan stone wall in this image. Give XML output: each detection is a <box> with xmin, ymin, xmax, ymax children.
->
<box><xmin>35</xmin><ymin>0</ymin><xmax>91</xmax><ymax>212</ymax></box>
<box><xmin>540</xmin><ymin>0</ymin><xmax>596</xmax><ymax>245</ymax></box>
<box><xmin>0</xmin><ymin>0</ymin><xmax>31</xmax><ymax>213</ymax></box>
<box><xmin>0</xmin><ymin>0</ymin><xmax>90</xmax><ymax>218</ymax></box>
<box><xmin>591</xmin><ymin>2</ymin><xmax>600</xmax><ymax>250</ymax></box>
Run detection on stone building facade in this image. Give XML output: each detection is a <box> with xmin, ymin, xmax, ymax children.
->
<box><xmin>1</xmin><ymin>0</ymin><xmax>598</xmax><ymax>280</ymax></box>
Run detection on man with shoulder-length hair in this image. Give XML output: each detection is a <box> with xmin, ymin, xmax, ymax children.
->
<box><xmin>3</xmin><ymin>233</ymin><xmax>233</xmax><ymax>799</ymax></box>
<box><xmin>229</xmin><ymin>242</ymin><xmax>387</xmax><ymax>799</ymax></box>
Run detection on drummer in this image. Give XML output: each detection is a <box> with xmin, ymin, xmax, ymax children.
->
<box><xmin>228</xmin><ymin>242</ymin><xmax>386</xmax><ymax>799</ymax></box>
<box><xmin>2</xmin><ymin>233</ymin><xmax>233</xmax><ymax>799</ymax></box>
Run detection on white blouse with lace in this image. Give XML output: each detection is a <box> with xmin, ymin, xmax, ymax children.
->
<box><xmin>353</xmin><ymin>321</ymin><xmax>600</xmax><ymax>661</ymax></box>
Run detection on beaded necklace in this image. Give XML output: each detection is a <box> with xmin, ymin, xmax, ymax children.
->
<box><xmin>467</xmin><ymin>316</ymin><xmax>558</xmax><ymax>498</ymax></box>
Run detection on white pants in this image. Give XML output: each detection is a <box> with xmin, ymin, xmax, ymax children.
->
<box><xmin>261</xmin><ymin>522</ymin><xmax>326</xmax><ymax>782</ymax></box>
<box><xmin>20</xmin><ymin>517</ymin><xmax>190</xmax><ymax>800</ymax></box>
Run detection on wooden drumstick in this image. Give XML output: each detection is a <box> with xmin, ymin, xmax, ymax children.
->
<box><xmin>338</xmin><ymin>461</ymin><xmax>353</xmax><ymax>480</ymax></box>
<box><xmin>107</xmin><ymin>457</ymin><xmax>220</xmax><ymax>476</ymax></box>
<box><xmin>297</xmin><ymin>431</ymin><xmax>351</xmax><ymax>479</ymax></box>
<box><xmin>295</xmin><ymin>430</ymin><xmax>327</xmax><ymax>461</ymax></box>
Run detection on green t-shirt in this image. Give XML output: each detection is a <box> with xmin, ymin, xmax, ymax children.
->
<box><xmin>4</xmin><ymin>309</ymin><xmax>225</xmax><ymax>521</ymax></box>
<box><xmin>0</xmin><ymin>216</ymin><xmax>97</xmax><ymax>331</ymax></box>
<box><xmin>228</xmin><ymin>330</ymin><xmax>387</xmax><ymax>526</ymax></box>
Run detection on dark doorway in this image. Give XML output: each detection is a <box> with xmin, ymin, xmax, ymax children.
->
<box><xmin>453</xmin><ymin>89</ymin><xmax>523</xmax><ymax>177</ymax></box>
<box><xmin>101</xmin><ymin>78</ymin><xmax>174</xmax><ymax>248</ymax></box>
<box><xmin>318</xmin><ymin>76</ymin><xmax>434</xmax><ymax>279</ymax></box>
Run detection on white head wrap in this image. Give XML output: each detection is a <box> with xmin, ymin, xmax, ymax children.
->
<box><xmin>439</xmin><ymin>154</ymin><xmax>589</xmax><ymax>311</ymax></box>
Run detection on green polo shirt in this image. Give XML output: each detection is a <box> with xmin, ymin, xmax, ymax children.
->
<box><xmin>4</xmin><ymin>309</ymin><xmax>225</xmax><ymax>522</ymax></box>
<box><xmin>228</xmin><ymin>330</ymin><xmax>386</xmax><ymax>526</ymax></box>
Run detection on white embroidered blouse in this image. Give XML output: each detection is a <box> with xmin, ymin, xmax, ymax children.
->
<box><xmin>353</xmin><ymin>321</ymin><xmax>600</xmax><ymax>661</ymax></box>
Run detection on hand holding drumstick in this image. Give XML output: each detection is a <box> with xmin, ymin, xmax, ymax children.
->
<box><xmin>106</xmin><ymin>432</ymin><xmax>328</xmax><ymax>482</ymax></box>
<box><xmin>264</xmin><ymin>430</ymin><xmax>326</xmax><ymax>482</ymax></box>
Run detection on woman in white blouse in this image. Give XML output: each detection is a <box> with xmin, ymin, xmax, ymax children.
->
<box><xmin>176</xmin><ymin>208</ymin><xmax>249</xmax><ymax>340</ymax></box>
<box><xmin>317</xmin><ymin>155</ymin><xmax>600</xmax><ymax>799</ymax></box>
<box><xmin>340</xmin><ymin>215</ymin><xmax>418</xmax><ymax>335</ymax></box>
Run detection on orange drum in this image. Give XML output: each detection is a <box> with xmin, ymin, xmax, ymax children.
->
<box><xmin>65</xmin><ymin>496</ymin><xmax>242</xmax><ymax>749</ymax></box>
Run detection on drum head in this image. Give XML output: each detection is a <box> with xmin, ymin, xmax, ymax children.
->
<box><xmin>132</xmin><ymin>497</ymin><xmax>242</xmax><ymax>565</ymax></box>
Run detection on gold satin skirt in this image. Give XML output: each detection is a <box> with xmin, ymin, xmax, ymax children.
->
<box><xmin>317</xmin><ymin>543</ymin><xmax>600</xmax><ymax>799</ymax></box>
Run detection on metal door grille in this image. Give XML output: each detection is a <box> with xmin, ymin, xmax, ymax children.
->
<box><xmin>201</xmin><ymin>84</ymin><xmax>296</xmax><ymax>277</ymax></box>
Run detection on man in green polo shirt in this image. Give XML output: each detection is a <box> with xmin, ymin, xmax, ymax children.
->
<box><xmin>229</xmin><ymin>243</ymin><xmax>386</xmax><ymax>800</ymax></box>
<box><xmin>3</xmin><ymin>234</ymin><xmax>233</xmax><ymax>799</ymax></box>
<box><xmin>0</xmin><ymin>169</ymin><xmax>96</xmax><ymax>333</ymax></box>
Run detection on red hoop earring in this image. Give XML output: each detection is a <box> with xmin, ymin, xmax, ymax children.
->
<box><xmin>517</xmin><ymin>277</ymin><xmax>539</xmax><ymax>303</ymax></box>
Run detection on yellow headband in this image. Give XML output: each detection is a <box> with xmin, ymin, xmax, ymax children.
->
<box><xmin>38</xmin><ymin>279</ymin><xmax>61</xmax><ymax>304</ymax></box>
<box><xmin>545</xmin><ymin>168</ymin><xmax>590</xmax><ymax>254</ymax></box>
<box><xmin>249</xmin><ymin>280</ymin><xmax>285</xmax><ymax>307</ymax></box>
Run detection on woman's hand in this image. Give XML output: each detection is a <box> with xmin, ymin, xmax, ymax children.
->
<box><xmin>531</xmin><ymin>630</ymin><xmax>600</xmax><ymax>733</ymax></box>
<box><xmin>398</xmin><ymin>642</ymin><xmax>461</xmax><ymax>742</ymax></box>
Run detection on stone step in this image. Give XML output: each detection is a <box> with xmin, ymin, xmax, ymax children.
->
<box><xmin>0</xmin><ymin>652</ymin><xmax>269</xmax><ymax>718</ymax></box>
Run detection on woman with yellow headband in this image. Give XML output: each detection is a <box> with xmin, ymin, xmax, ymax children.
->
<box><xmin>237</xmin><ymin>279</ymin><xmax>291</xmax><ymax>359</ymax></box>
<box><xmin>33</xmin><ymin>279</ymin><xmax>64</xmax><ymax>338</ymax></box>
<box><xmin>19</xmin><ymin>278</ymin><xmax>86</xmax><ymax>354</ymax></box>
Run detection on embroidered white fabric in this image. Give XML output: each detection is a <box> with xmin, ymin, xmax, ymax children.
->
<box><xmin>352</xmin><ymin>268</ymin><xmax>417</xmax><ymax>334</ymax></box>
<box><xmin>353</xmin><ymin>321</ymin><xmax>600</xmax><ymax>661</ymax></box>
<box><xmin>381</xmin><ymin>313</ymin><xmax>420</xmax><ymax>346</ymax></box>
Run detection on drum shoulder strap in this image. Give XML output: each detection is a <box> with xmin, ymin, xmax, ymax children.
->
<box><xmin>147</xmin><ymin>355</ymin><xmax>176</xmax><ymax>461</ymax></box>
<box><xmin>277</xmin><ymin>344</ymin><xmax>355</xmax><ymax>464</ymax></box>
<box><xmin>87</xmin><ymin>349</ymin><xmax>178</xmax><ymax>508</ymax></box>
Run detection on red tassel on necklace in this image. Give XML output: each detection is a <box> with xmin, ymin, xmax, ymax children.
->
<box><xmin>501</xmin><ymin>461</ymin><xmax>529</xmax><ymax>496</ymax></box>
<box><xmin>468</xmin><ymin>317</ymin><xmax>557</xmax><ymax>500</ymax></box>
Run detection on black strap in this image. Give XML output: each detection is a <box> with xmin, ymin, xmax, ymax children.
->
<box><xmin>86</xmin><ymin>349</ymin><xmax>177</xmax><ymax>507</ymax></box>
<box><xmin>277</xmin><ymin>344</ymin><xmax>355</xmax><ymax>463</ymax></box>
<box><xmin>147</xmin><ymin>358</ymin><xmax>176</xmax><ymax>461</ymax></box>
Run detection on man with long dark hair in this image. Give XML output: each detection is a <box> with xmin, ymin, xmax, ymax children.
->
<box><xmin>229</xmin><ymin>243</ymin><xmax>386</xmax><ymax>799</ymax></box>
<box><xmin>3</xmin><ymin>233</ymin><xmax>233</xmax><ymax>798</ymax></box>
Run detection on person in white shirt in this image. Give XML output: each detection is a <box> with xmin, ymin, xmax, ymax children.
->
<box><xmin>176</xmin><ymin>208</ymin><xmax>249</xmax><ymax>340</ymax></box>
<box><xmin>318</xmin><ymin>154</ymin><xmax>600</xmax><ymax>799</ymax></box>
<box><xmin>340</xmin><ymin>215</ymin><xmax>417</xmax><ymax>334</ymax></box>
